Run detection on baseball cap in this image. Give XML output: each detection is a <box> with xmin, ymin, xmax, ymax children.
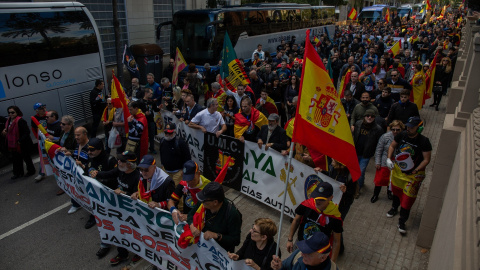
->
<box><xmin>405</xmin><ymin>116</ymin><xmax>422</xmax><ymax>128</ymax></box>
<box><xmin>34</xmin><ymin>103</ymin><xmax>46</xmax><ymax>110</ymax></box>
<box><xmin>183</xmin><ymin>160</ymin><xmax>198</xmax><ymax>181</ymax></box>
<box><xmin>364</xmin><ymin>109</ymin><xmax>376</xmax><ymax>117</ymax></box>
<box><xmin>118</xmin><ymin>151</ymin><xmax>137</xmax><ymax>163</ymax></box>
<box><xmin>88</xmin><ymin>138</ymin><xmax>104</xmax><ymax>151</ymax></box>
<box><xmin>267</xmin><ymin>113</ymin><xmax>280</xmax><ymax>121</ymax></box>
<box><xmin>310</xmin><ymin>182</ymin><xmax>333</xmax><ymax>200</ymax></box>
<box><xmin>296</xmin><ymin>231</ymin><xmax>331</xmax><ymax>254</ymax></box>
<box><xmin>165</xmin><ymin>122</ymin><xmax>176</xmax><ymax>133</ymax></box>
<box><xmin>138</xmin><ymin>155</ymin><xmax>156</xmax><ymax>168</ymax></box>
<box><xmin>196</xmin><ymin>182</ymin><xmax>225</xmax><ymax>202</ymax></box>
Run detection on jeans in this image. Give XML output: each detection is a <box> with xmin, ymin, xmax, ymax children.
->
<box><xmin>392</xmin><ymin>195</ymin><xmax>411</xmax><ymax>225</ymax></box>
<box><xmin>357</xmin><ymin>155</ymin><xmax>371</xmax><ymax>189</ymax></box>
<box><xmin>421</xmin><ymin>53</ymin><xmax>427</xmax><ymax>64</ymax></box>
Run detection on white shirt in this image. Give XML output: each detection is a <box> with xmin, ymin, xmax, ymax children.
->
<box><xmin>191</xmin><ymin>109</ymin><xmax>225</xmax><ymax>133</ymax></box>
<box><xmin>252</xmin><ymin>49</ymin><xmax>265</xmax><ymax>61</ymax></box>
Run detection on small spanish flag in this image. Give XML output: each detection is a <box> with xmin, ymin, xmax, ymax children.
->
<box><xmin>385</xmin><ymin>8</ymin><xmax>390</xmax><ymax>23</ymax></box>
<box><xmin>348</xmin><ymin>8</ymin><xmax>357</xmax><ymax>20</ymax></box>
<box><xmin>388</xmin><ymin>40</ymin><xmax>401</xmax><ymax>57</ymax></box>
<box><xmin>314</xmin><ymin>36</ymin><xmax>321</xmax><ymax>47</ymax></box>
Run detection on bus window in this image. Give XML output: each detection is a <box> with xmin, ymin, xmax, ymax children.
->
<box><xmin>0</xmin><ymin>11</ymin><xmax>98</xmax><ymax>68</ymax></box>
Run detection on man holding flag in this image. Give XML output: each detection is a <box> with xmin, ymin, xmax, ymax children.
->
<box><xmin>386</xmin><ymin>116</ymin><xmax>431</xmax><ymax>234</ymax></box>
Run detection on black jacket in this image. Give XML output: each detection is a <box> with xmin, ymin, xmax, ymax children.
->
<box><xmin>387</xmin><ymin>101</ymin><xmax>419</xmax><ymax>124</ymax></box>
<box><xmin>6</xmin><ymin>118</ymin><xmax>33</xmax><ymax>150</ymax></box>
<box><xmin>89</xmin><ymin>87</ymin><xmax>106</xmax><ymax>115</ymax></box>
<box><xmin>54</xmin><ymin>130</ymin><xmax>76</xmax><ymax>151</ymax></box>
<box><xmin>374</xmin><ymin>95</ymin><xmax>395</xmax><ymax>118</ymax></box>
<box><xmin>159</xmin><ymin>136</ymin><xmax>191</xmax><ymax>171</ymax></box>
<box><xmin>183</xmin><ymin>104</ymin><xmax>203</xmax><ymax>122</ymax></box>
<box><xmin>345</xmin><ymin>82</ymin><xmax>366</xmax><ymax>101</ymax></box>
<box><xmin>84</xmin><ymin>152</ymin><xmax>118</xmax><ymax>189</ymax></box>
<box><xmin>353</xmin><ymin>120</ymin><xmax>384</xmax><ymax>158</ymax></box>
<box><xmin>256</xmin><ymin>125</ymin><xmax>288</xmax><ymax>152</ymax></box>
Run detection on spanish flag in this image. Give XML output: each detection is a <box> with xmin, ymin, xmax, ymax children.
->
<box><xmin>111</xmin><ymin>72</ymin><xmax>131</xmax><ymax>136</ymax></box>
<box><xmin>424</xmin><ymin>52</ymin><xmax>439</xmax><ymax>100</ymax></box>
<box><xmin>233</xmin><ymin>107</ymin><xmax>268</xmax><ymax>139</ymax></box>
<box><xmin>348</xmin><ymin>8</ymin><xmax>357</xmax><ymax>20</ymax></box>
<box><xmin>426</xmin><ymin>0</ymin><xmax>432</xmax><ymax>10</ymax></box>
<box><xmin>292</xmin><ymin>29</ymin><xmax>361</xmax><ymax>181</ymax></box>
<box><xmin>284</xmin><ymin>117</ymin><xmax>295</xmax><ymax>138</ymax></box>
<box><xmin>255</xmin><ymin>96</ymin><xmax>278</xmax><ymax>115</ymax></box>
<box><xmin>385</xmin><ymin>8</ymin><xmax>390</xmax><ymax>23</ymax></box>
<box><xmin>31</xmin><ymin>116</ymin><xmax>48</xmax><ymax>136</ymax></box>
<box><xmin>172</xmin><ymin>47</ymin><xmax>187</xmax><ymax>86</ymax></box>
<box><xmin>388</xmin><ymin>40</ymin><xmax>401</xmax><ymax>57</ymax></box>
<box><xmin>44</xmin><ymin>139</ymin><xmax>61</xmax><ymax>160</ymax></box>
<box><xmin>178</xmin><ymin>204</ymin><xmax>205</xmax><ymax>249</ymax></box>
<box><xmin>314</xmin><ymin>36</ymin><xmax>321</xmax><ymax>47</ymax></box>
<box><xmin>390</xmin><ymin>164</ymin><xmax>426</xmax><ymax>209</ymax></box>
<box><xmin>411</xmin><ymin>70</ymin><xmax>426</xmax><ymax>110</ymax></box>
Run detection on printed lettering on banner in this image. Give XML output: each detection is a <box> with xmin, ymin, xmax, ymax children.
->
<box><xmin>241</xmin><ymin>141</ymin><xmax>343</xmax><ymax>218</ymax></box>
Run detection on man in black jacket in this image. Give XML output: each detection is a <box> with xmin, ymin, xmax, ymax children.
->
<box><xmin>139</xmin><ymin>88</ymin><xmax>160</xmax><ymax>154</ymax></box>
<box><xmin>89</xmin><ymin>79</ymin><xmax>106</xmax><ymax>138</ymax></box>
<box><xmin>353</xmin><ymin>109</ymin><xmax>384</xmax><ymax>191</ymax></box>
<box><xmin>159</xmin><ymin>122</ymin><xmax>191</xmax><ymax>186</ymax></box>
<box><xmin>385</xmin><ymin>70</ymin><xmax>412</xmax><ymax>101</ymax></box>
<box><xmin>257</xmin><ymin>113</ymin><xmax>288</xmax><ymax>152</ymax></box>
<box><xmin>387</xmin><ymin>89</ymin><xmax>419</xmax><ymax>125</ymax></box>
<box><xmin>345</xmin><ymin>72</ymin><xmax>366</xmax><ymax>101</ymax></box>
<box><xmin>46</xmin><ymin>110</ymin><xmax>61</xmax><ymax>142</ymax></box>
<box><xmin>181</xmin><ymin>94</ymin><xmax>203</xmax><ymax>124</ymax></box>
<box><xmin>341</xmin><ymin>90</ymin><xmax>359</xmax><ymax>124</ymax></box>
<box><xmin>82</xmin><ymin>138</ymin><xmax>118</xmax><ymax>258</ymax></box>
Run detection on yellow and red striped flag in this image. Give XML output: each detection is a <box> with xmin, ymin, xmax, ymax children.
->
<box><xmin>292</xmin><ymin>29</ymin><xmax>361</xmax><ymax>181</ymax></box>
<box><xmin>172</xmin><ymin>47</ymin><xmax>187</xmax><ymax>86</ymax></box>
<box><xmin>348</xmin><ymin>8</ymin><xmax>357</xmax><ymax>20</ymax></box>
<box><xmin>426</xmin><ymin>0</ymin><xmax>432</xmax><ymax>10</ymax></box>
<box><xmin>424</xmin><ymin>52</ymin><xmax>439</xmax><ymax>100</ymax></box>
<box><xmin>314</xmin><ymin>36</ymin><xmax>321</xmax><ymax>47</ymax></box>
<box><xmin>388</xmin><ymin>40</ymin><xmax>402</xmax><ymax>57</ymax></box>
<box><xmin>44</xmin><ymin>140</ymin><xmax>61</xmax><ymax>160</ymax></box>
<box><xmin>385</xmin><ymin>8</ymin><xmax>390</xmax><ymax>23</ymax></box>
<box><xmin>111</xmin><ymin>72</ymin><xmax>131</xmax><ymax>135</ymax></box>
<box><xmin>31</xmin><ymin>116</ymin><xmax>48</xmax><ymax>136</ymax></box>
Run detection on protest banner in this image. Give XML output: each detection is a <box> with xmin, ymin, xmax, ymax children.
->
<box><xmin>241</xmin><ymin>141</ymin><xmax>343</xmax><ymax>218</ymax></box>
<box><xmin>203</xmin><ymin>132</ymin><xmax>244</xmax><ymax>190</ymax></box>
<box><xmin>37</xmin><ymin>132</ymin><xmax>54</xmax><ymax>176</ymax></box>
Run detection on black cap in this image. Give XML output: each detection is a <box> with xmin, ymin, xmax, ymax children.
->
<box><xmin>405</xmin><ymin>116</ymin><xmax>422</xmax><ymax>128</ymax></box>
<box><xmin>183</xmin><ymin>160</ymin><xmax>198</xmax><ymax>181</ymax></box>
<box><xmin>88</xmin><ymin>138</ymin><xmax>104</xmax><ymax>151</ymax></box>
<box><xmin>310</xmin><ymin>182</ymin><xmax>333</xmax><ymax>200</ymax></box>
<box><xmin>118</xmin><ymin>151</ymin><xmax>137</xmax><ymax>162</ymax></box>
<box><xmin>196</xmin><ymin>182</ymin><xmax>225</xmax><ymax>202</ymax></box>
<box><xmin>165</xmin><ymin>122</ymin><xmax>176</xmax><ymax>133</ymax></box>
<box><xmin>138</xmin><ymin>155</ymin><xmax>156</xmax><ymax>168</ymax></box>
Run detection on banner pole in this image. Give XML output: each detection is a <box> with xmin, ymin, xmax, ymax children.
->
<box><xmin>275</xmin><ymin>141</ymin><xmax>295</xmax><ymax>256</ymax></box>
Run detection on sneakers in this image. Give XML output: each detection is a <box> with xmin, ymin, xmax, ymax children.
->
<box><xmin>131</xmin><ymin>255</ymin><xmax>142</xmax><ymax>263</ymax></box>
<box><xmin>110</xmin><ymin>254</ymin><xmax>128</xmax><ymax>265</ymax></box>
<box><xmin>386</xmin><ymin>208</ymin><xmax>398</xmax><ymax>218</ymax></box>
<box><xmin>67</xmin><ymin>206</ymin><xmax>81</xmax><ymax>214</ymax></box>
<box><xmin>34</xmin><ymin>174</ymin><xmax>44</xmax><ymax>183</ymax></box>
<box><xmin>398</xmin><ymin>223</ymin><xmax>407</xmax><ymax>234</ymax></box>
<box><xmin>85</xmin><ymin>218</ymin><xmax>97</xmax><ymax>229</ymax></box>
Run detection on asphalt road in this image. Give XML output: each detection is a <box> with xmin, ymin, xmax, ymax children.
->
<box><xmin>0</xmin><ymin>159</ymin><xmax>132</xmax><ymax>269</ymax></box>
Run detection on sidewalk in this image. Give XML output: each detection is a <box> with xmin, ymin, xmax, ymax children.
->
<box><xmin>132</xmin><ymin>96</ymin><xmax>445</xmax><ymax>270</ymax></box>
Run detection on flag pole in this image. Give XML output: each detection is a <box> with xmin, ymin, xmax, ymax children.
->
<box><xmin>275</xmin><ymin>141</ymin><xmax>295</xmax><ymax>256</ymax></box>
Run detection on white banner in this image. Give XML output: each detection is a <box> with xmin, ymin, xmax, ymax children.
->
<box><xmin>241</xmin><ymin>142</ymin><xmax>343</xmax><ymax>218</ymax></box>
<box><xmin>84</xmin><ymin>173</ymin><xmax>250</xmax><ymax>270</ymax></box>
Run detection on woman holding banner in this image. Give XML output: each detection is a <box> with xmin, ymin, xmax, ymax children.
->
<box><xmin>228</xmin><ymin>218</ymin><xmax>280</xmax><ymax>270</ymax></box>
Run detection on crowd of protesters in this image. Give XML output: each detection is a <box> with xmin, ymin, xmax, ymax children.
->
<box><xmin>0</xmin><ymin>6</ymin><xmax>469</xmax><ymax>270</ymax></box>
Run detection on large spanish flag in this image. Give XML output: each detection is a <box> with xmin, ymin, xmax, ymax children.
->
<box><xmin>111</xmin><ymin>72</ymin><xmax>131</xmax><ymax>136</ymax></box>
<box><xmin>424</xmin><ymin>52</ymin><xmax>439</xmax><ymax>100</ymax></box>
<box><xmin>411</xmin><ymin>71</ymin><xmax>426</xmax><ymax>110</ymax></box>
<box><xmin>426</xmin><ymin>0</ymin><xmax>432</xmax><ymax>10</ymax></box>
<box><xmin>172</xmin><ymin>47</ymin><xmax>187</xmax><ymax>86</ymax></box>
<box><xmin>348</xmin><ymin>8</ymin><xmax>357</xmax><ymax>20</ymax></box>
<box><xmin>388</xmin><ymin>40</ymin><xmax>401</xmax><ymax>57</ymax></box>
<box><xmin>292</xmin><ymin>30</ymin><xmax>361</xmax><ymax>181</ymax></box>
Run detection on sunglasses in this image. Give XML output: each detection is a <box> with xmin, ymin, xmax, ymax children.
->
<box><xmin>8</xmin><ymin>111</ymin><xmax>16</xmax><ymax>114</ymax></box>
<box><xmin>391</xmin><ymin>128</ymin><xmax>402</xmax><ymax>132</ymax></box>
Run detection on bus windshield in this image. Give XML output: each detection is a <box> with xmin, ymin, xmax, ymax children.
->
<box><xmin>398</xmin><ymin>8</ymin><xmax>410</xmax><ymax>17</ymax></box>
<box><xmin>0</xmin><ymin>11</ymin><xmax>98</xmax><ymax>68</ymax></box>
<box><xmin>359</xmin><ymin>11</ymin><xmax>383</xmax><ymax>21</ymax></box>
<box><xmin>172</xmin><ymin>13</ymin><xmax>213</xmax><ymax>64</ymax></box>
<box><xmin>412</xmin><ymin>5</ymin><xmax>425</xmax><ymax>14</ymax></box>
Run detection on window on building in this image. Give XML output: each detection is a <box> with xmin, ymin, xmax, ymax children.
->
<box><xmin>153</xmin><ymin>0</ymin><xmax>185</xmax><ymax>55</ymax></box>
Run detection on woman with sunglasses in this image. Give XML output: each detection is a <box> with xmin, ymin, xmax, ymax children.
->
<box><xmin>228</xmin><ymin>218</ymin><xmax>280</xmax><ymax>270</ymax></box>
<box><xmin>371</xmin><ymin>120</ymin><xmax>405</xmax><ymax>203</ymax></box>
<box><xmin>2</xmin><ymin>106</ymin><xmax>35</xmax><ymax>179</ymax></box>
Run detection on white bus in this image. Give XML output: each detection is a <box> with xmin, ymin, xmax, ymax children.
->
<box><xmin>0</xmin><ymin>2</ymin><xmax>107</xmax><ymax>127</ymax></box>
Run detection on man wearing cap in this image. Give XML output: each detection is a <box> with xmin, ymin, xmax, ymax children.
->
<box><xmin>131</xmin><ymin>155</ymin><xmax>175</xmax><ymax>211</ymax></box>
<box><xmin>257</xmin><ymin>113</ymin><xmax>288</xmax><ymax>152</ymax></box>
<box><xmin>189</xmin><ymin>98</ymin><xmax>227</xmax><ymax>137</ymax></box>
<box><xmin>350</xmin><ymin>92</ymin><xmax>379</xmax><ymax>131</ymax></box>
<box><xmin>187</xmin><ymin>181</ymin><xmax>242</xmax><ymax>253</ymax></box>
<box><xmin>83</xmin><ymin>138</ymin><xmax>118</xmax><ymax>229</ymax></box>
<box><xmin>168</xmin><ymin>160</ymin><xmax>211</xmax><ymax>223</ymax></box>
<box><xmin>272</xmin><ymin>231</ymin><xmax>338</xmax><ymax>270</ymax></box>
<box><xmin>286</xmin><ymin>182</ymin><xmax>342</xmax><ymax>262</ymax></box>
<box><xmin>353</xmin><ymin>109</ymin><xmax>384</xmax><ymax>191</ymax></box>
<box><xmin>95</xmin><ymin>151</ymin><xmax>141</xmax><ymax>262</ymax></box>
<box><xmin>386</xmin><ymin>116</ymin><xmax>431</xmax><ymax>234</ymax></box>
<box><xmin>31</xmin><ymin>103</ymin><xmax>48</xmax><ymax>182</ymax></box>
<box><xmin>159</xmin><ymin>122</ymin><xmax>191</xmax><ymax>186</ymax></box>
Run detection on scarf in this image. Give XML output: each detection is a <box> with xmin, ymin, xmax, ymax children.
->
<box><xmin>6</xmin><ymin>116</ymin><xmax>21</xmax><ymax>152</ymax></box>
<box><xmin>137</xmin><ymin>167</ymin><xmax>169</xmax><ymax>203</ymax></box>
<box><xmin>101</xmin><ymin>107</ymin><xmax>116</xmax><ymax>122</ymax></box>
<box><xmin>233</xmin><ymin>107</ymin><xmax>268</xmax><ymax>138</ymax></box>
